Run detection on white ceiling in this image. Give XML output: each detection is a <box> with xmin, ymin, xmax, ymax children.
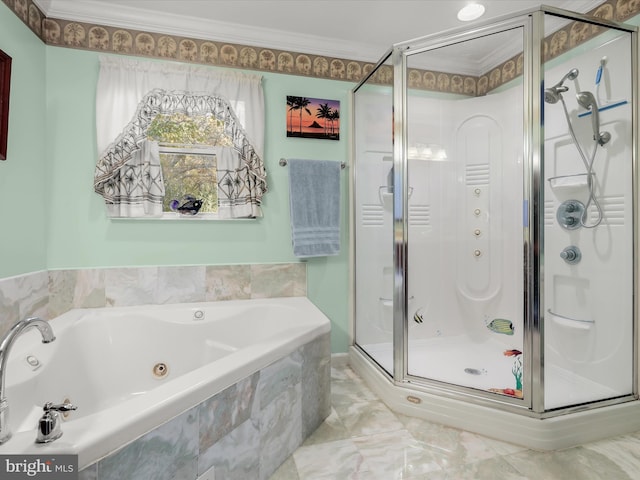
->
<box><xmin>34</xmin><ymin>0</ymin><xmax>602</xmax><ymax>69</ymax></box>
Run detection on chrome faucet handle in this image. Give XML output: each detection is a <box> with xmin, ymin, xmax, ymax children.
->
<box><xmin>35</xmin><ymin>402</ymin><xmax>77</xmax><ymax>444</ymax></box>
<box><xmin>44</xmin><ymin>402</ymin><xmax>77</xmax><ymax>413</ymax></box>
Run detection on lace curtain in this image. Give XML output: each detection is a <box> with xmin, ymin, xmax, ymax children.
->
<box><xmin>93</xmin><ymin>56</ymin><xmax>266</xmax><ymax>218</ymax></box>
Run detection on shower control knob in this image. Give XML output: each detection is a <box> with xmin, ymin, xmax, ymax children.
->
<box><xmin>474</xmin><ymin>209</ymin><xmax>481</xmax><ymax>216</ymax></box>
<box><xmin>474</xmin><ymin>229</ymin><xmax>481</xmax><ymax>237</ymax></box>
<box><xmin>557</xmin><ymin>200</ymin><xmax>585</xmax><ymax>230</ymax></box>
<box><xmin>560</xmin><ymin>246</ymin><xmax>581</xmax><ymax>265</ymax></box>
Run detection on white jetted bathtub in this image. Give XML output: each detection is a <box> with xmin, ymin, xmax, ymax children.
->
<box><xmin>0</xmin><ymin>297</ymin><xmax>331</xmax><ymax>474</ymax></box>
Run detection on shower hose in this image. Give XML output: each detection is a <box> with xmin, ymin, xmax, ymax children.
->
<box><xmin>558</xmin><ymin>95</ymin><xmax>603</xmax><ymax>228</ymax></box>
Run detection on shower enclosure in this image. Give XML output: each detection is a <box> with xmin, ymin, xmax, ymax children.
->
<box><xmin>351</xmin><ymin>6</ymin><xmax>639</xmax><ymax>448</ymax></box>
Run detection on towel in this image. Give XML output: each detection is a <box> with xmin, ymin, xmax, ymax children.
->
<box><xmin>288</xmin><ymin>159</ymin><xmax>341</xmax><ymax>258</ymax></box>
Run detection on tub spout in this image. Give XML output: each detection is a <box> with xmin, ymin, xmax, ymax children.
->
<box><xmin>0</xmin><ymin>317</ymin><xmax>55</xmax><ymax>444</ymax></box>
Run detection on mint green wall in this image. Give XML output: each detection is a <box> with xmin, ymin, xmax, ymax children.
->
<box><xmin>0</xmin><ymin>4</ymin><xmax>47</xmax><ymax>277</ymax></box>
<box><xmin>44</xmin><ymin>48</ymin><xmax>351</xmax><ymax>352</ymax></box>
<box><xmin>0</xmin><ymin>5</ymin><xmax>352</xmax><ymax>353</ymax></box>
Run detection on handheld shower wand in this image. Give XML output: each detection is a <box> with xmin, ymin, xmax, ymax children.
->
<box><xmin>576</xmin><ymin>90</ymin><xmax>611</xmax><ymax>145</ymax></box>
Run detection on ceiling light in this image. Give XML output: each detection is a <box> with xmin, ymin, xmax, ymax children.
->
<box><xmin>457</xmin><ymin>3</ymin><xmax>485</xmax><ymax>22</ymax></box>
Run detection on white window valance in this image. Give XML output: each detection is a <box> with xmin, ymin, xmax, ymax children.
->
<box><xmin>93</xmin><ymin>56</ymin><xmax>266</xmax><ymax>218</ymax></box>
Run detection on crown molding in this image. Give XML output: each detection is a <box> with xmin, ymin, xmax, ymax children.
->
<box><xmin>33</xmin><ymin>0</ymin><xmax>384</xmax><ymax>63</ymax></box>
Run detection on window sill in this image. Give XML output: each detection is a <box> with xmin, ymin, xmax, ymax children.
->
<box><xmin>109</xmin><ymin>213</ymin><xmax>257</xmax><ymax>221</ymax></box>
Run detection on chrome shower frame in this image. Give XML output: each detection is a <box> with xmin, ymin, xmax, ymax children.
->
<box><xmin>350</xmin><ymin>4</ymin><xmax>639</xmax><ymax>423</ymax></box>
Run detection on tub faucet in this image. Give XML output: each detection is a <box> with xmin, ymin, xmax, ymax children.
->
<box><xmin>36</xmin><ymin>402</ymin><xmax>77</xmax><ymax>443</ymax></box>
<box><xmin>0</xmin><ymin>317</ymin><xmax>55</xmax><ymax>444</ymax></box>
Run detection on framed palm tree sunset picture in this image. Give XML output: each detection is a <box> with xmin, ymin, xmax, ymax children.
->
<box><xmin>286</xmin><ymin>96</ymin><xmax>340</xmax><ymax>140</ymax></box>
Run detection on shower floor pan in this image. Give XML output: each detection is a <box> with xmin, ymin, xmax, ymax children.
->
<box><xmin>361</xmin><ymin>335</ymin><xmax>619</xmax><ymax>403</ymax></box>
<box><xmin>362</xmin><ymin>336</ymin><xmax>518</xmax><ymax>394</ymax></box>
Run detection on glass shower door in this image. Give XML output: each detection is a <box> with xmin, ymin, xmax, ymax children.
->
<box><xmin>404</xmin><ymin>27</ymin><xmax>526</xmax><ymax>399</ymax></box>
<box><xmin>542</xmin><ymin>15</ymin><xmax>635</xmax><ymax>410</ymax></box>
<box><xmin>353</xmin><ymin>57</ymin><xmax>395</xmax><ymax>375</ymax></box>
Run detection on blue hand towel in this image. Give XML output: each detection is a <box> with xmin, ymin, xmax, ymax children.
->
<box><xmin>288</xmin><ymin>159</ymin><xmax>341</xmax><ymax>258</ymax></box>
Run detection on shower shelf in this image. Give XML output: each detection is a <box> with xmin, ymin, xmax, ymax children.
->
<box><xmin>378</xmin><ymin>185</ymin><xmax>413</xmax><ymax>205</ymax></box>
<box><xmin>547</xmin><ymin>309</ymin><xmax>594</xmax><ymax>330</ymax></box>
<box><xmin>548</xmin><ymin>173</ymin><xmax>592</xmax><ymax>199</ymax></box>
<box><xmin>378</xmin><ymin>186</ymin><xmax>393</xmax><ymax>206</ymax></box>
<box><xmin>548</xmin><ymin>173</ymin><xmax>591</xmax><ymax>189</ymax></box>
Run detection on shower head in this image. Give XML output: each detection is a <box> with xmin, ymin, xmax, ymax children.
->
<box><xmin>544</xmin><ymin>68</ymin><xmax>579</xmax><ymax>104</ymax></box>
<box><xmin>576</xmin><ymin>91</ymin><xmax>610</xmax><ymax>145</ymax></box>
<box><xmin>544</xmin><ymin>85</ymin><xmax>568</xmax><ymax>104</ymax></box>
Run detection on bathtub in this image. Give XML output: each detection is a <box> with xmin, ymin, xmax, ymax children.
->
<box><xmin>0</xmin><ymin>297</ymin><xmax>331</xmax><ymax>477</ymax></box>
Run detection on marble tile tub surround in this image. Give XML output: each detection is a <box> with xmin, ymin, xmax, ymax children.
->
<box><xmin>78</xmin><ymin>332</ymin><xmax>331</xmax><ymax>480</ymax></box>
<box><xmin>0</xmin><ymin>263</ymin><xmax>306</xmax><ymax>337</ymax></box>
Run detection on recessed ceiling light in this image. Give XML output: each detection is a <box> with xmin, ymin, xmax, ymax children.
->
<box><xmin>457</xmin><ymin>3</ymin><xmax>486</xmax><ymax>22</ymax></box>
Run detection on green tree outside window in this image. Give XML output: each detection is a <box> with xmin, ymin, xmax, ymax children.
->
<box><xmin>147</xmin><ymin>113</ymin><xmax>232</xmax><ymax>214</ymax></box>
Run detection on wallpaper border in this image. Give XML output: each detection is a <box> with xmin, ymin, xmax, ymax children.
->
<box><xmin>1</xmin><ymin>0</ymin><xmax>637</xmax><ymax>96</ymax></box>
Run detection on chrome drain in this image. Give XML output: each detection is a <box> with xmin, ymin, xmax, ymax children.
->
<box><xmin>153</xmin><ymin>363</ymin><xmax>169</xmax><ymax>378</ymax></box>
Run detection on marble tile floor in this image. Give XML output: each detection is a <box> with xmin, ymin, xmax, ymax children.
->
<box><xmin>269</xmin><ymin>364</ymin><xmax>640</xmax><ymax>479</ymax></box>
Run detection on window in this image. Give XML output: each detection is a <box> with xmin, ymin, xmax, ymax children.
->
<box><xmin>147</xmin><ymin>113</ymin><xmax>233</xmax><ymax>217</ymax></box>
<box><xmin>158</xmin><ymin>148</ymin><xmax>218</xmax><ymax>214</ymax></box>
<box><xmin>94</xmin><ymin>59</ymin><xmax>267</xmax><ymax>219</ymax></box>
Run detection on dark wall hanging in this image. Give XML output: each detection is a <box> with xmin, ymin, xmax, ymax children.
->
<box><xmin>0</xmin><ymin>49</ymin><xmax>12</xmax><ymax>160</ymax></box>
